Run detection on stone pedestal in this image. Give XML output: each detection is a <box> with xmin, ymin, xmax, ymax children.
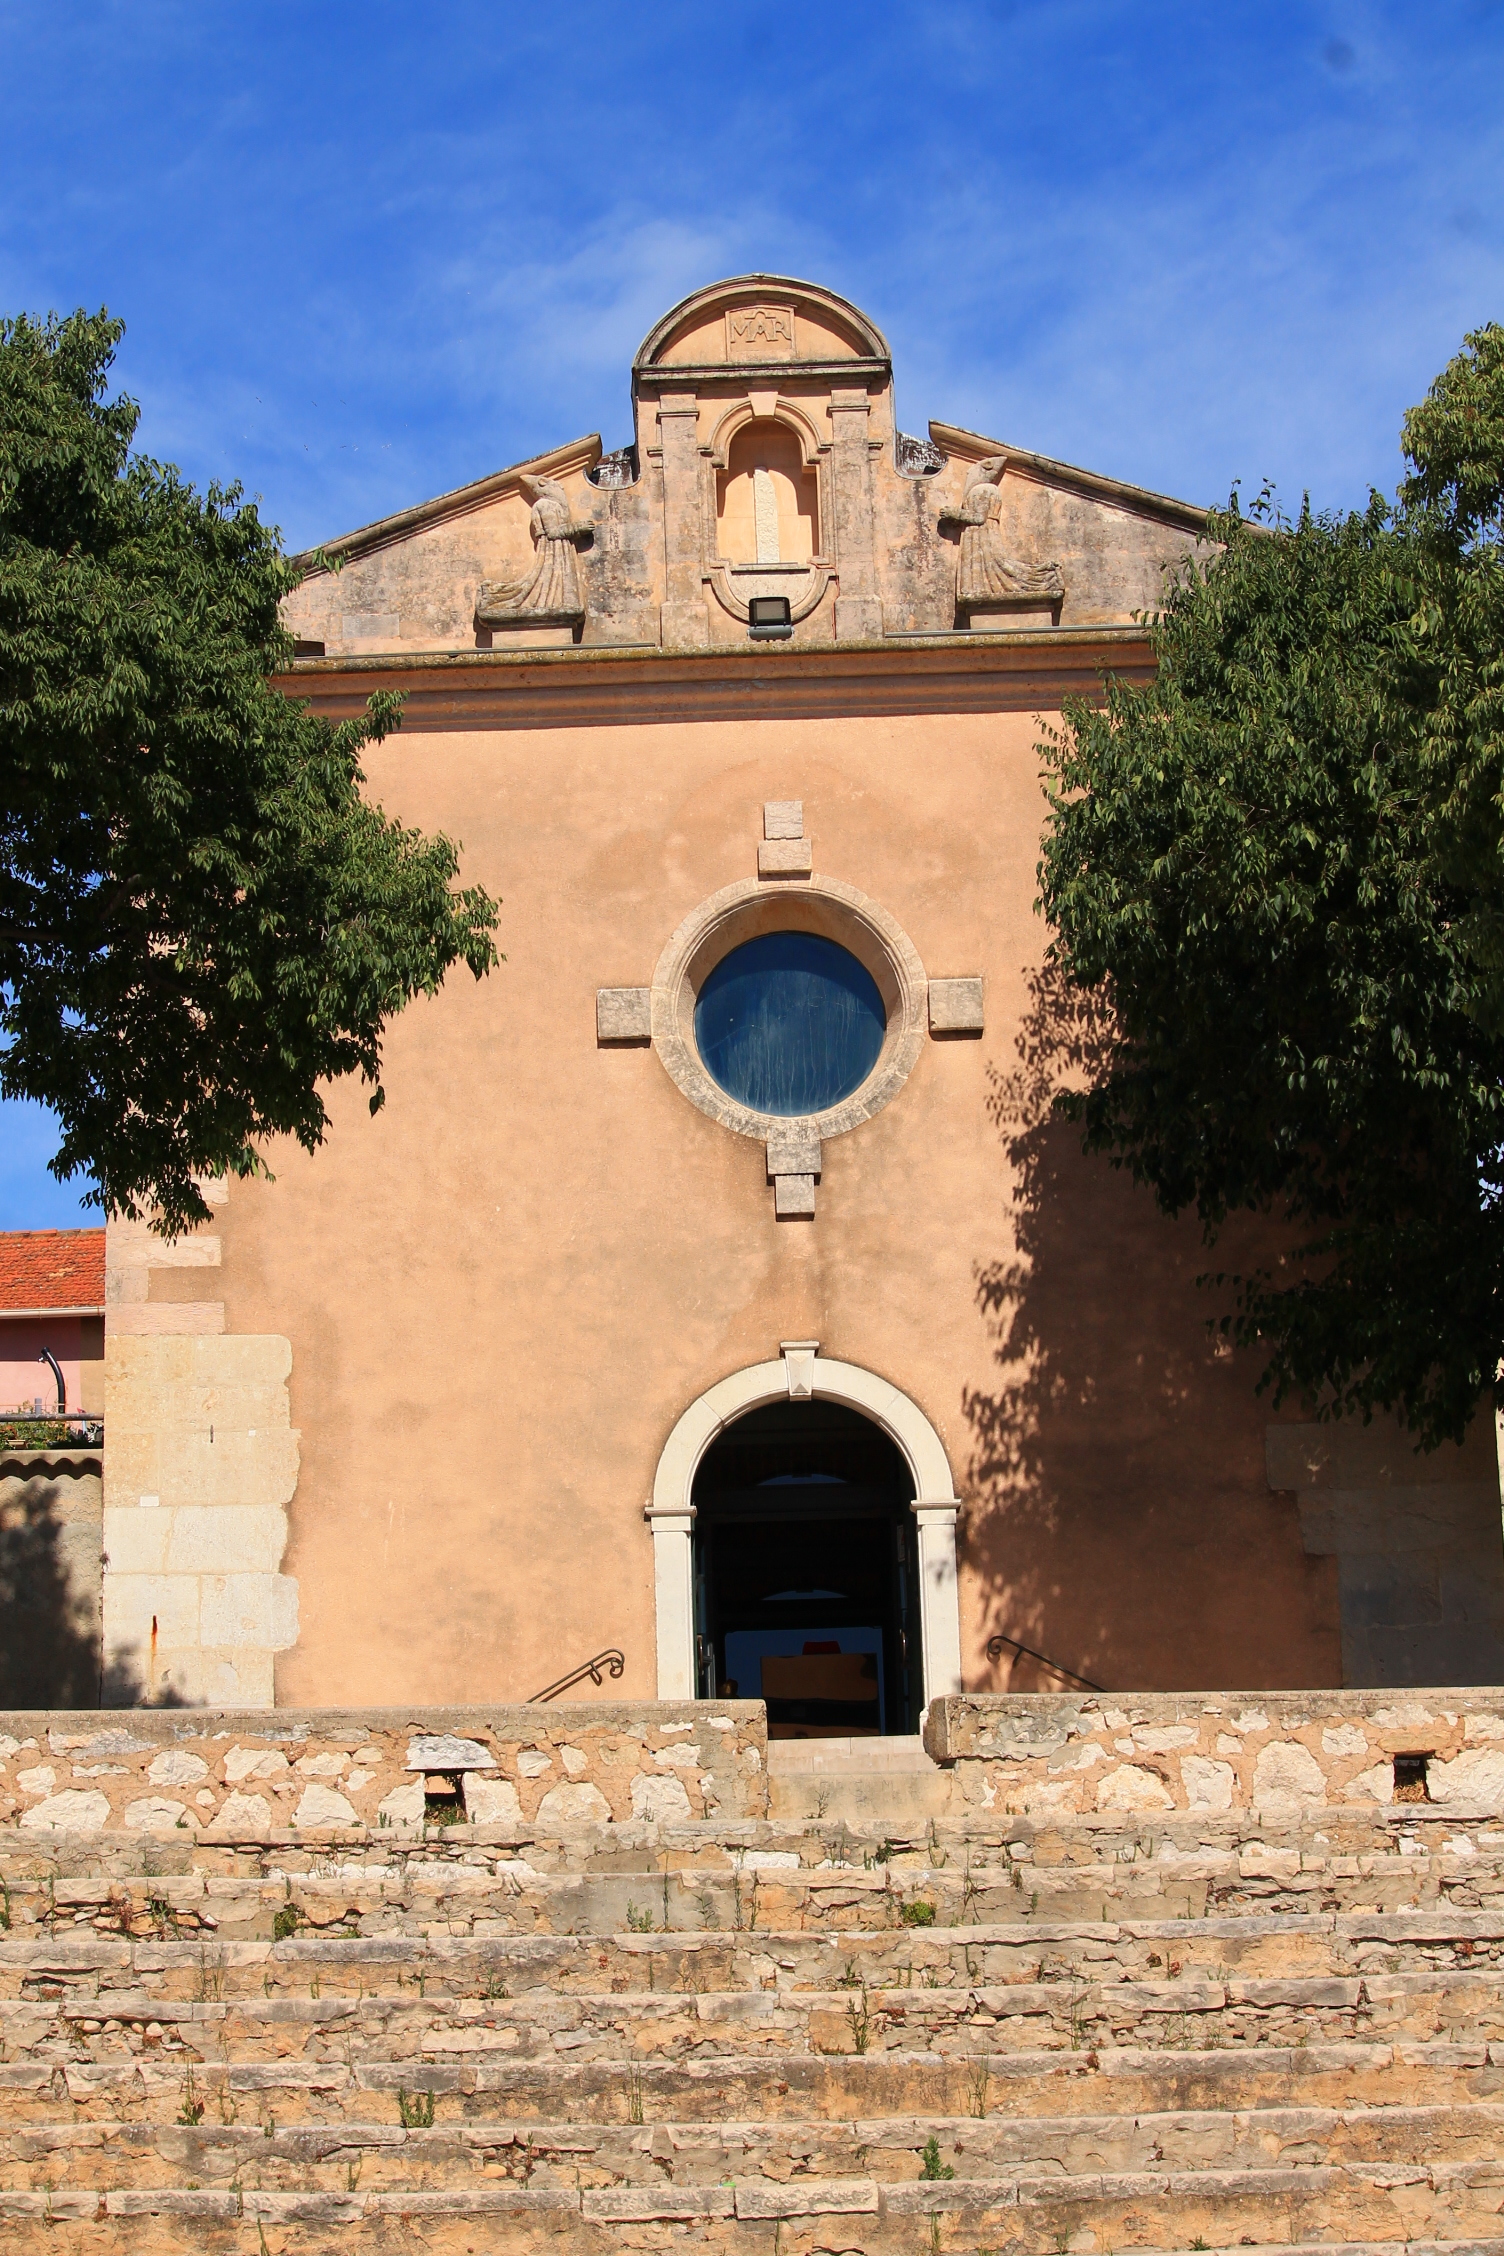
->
<box><xmin>479</xmin><ymin>624</ymin><xmax>578</xmax><ymax>649</ymax></box>
<box><xmin>964</xmin><ymin>601</ymin><xmax>1060</xmax><ymax>632</ymax></box>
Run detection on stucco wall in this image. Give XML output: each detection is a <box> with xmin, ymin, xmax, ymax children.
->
<box><xmin>120</xmin><ymin>692</ymin><xmax>1418</xmax><ymax>1708</ymax></box>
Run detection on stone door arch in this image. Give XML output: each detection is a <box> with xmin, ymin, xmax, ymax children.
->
<box><xmin>646</xmin><ymin>1343</ymin><xmax>962</xmax><ymax>1708</ymax></box>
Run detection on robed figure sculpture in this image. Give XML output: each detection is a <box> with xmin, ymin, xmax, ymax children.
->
<box><xmin>943</xmin><ymin>455</ymin><xmax>1064</xmax><ymax>616</ymax></box>
<box><xmin>476</xmin><ymin>475</ymin><xmax>593</xmax><ymax>628</ymax></box>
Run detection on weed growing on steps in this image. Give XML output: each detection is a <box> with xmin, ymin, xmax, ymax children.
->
<box><xmin>272</xmin><ymin>1905</ymin><xmax>299</xmax><ymax>1942</ymax></box>
<box><xmin>847</xmin><ymin>1989</ymin><xmax>871</xmax><ymax>2053</ymax></box>
<box><xmin>625</xmin><ymin>1902</ymin><xmax>654</xmax><ymax>1933</ymax></box>
<box><xmin>626</xmin><ymin>2067</ymin><xmax>644</xmax><ymax>2126</ymax></box>
<box><xmin>397</xmin><ymin>2089</ymin><xmax>436</xmax><ymax>2129</ymax></box>
<box><xmin>176</xmin><ymin>2065</ymin><xmax>204</xmax><ymax>2126</ymax></box>
<box><xmin>0</xmin><ymin>1879</ymin><xmax>9</xmax><ymax>1930</ymax></box>
<box><xmin>966</xmin><ymin>2058</ymin><xmax>991</xmax><ymax>2118</ymax></box>
<box><xmin>901</xmin><ymin>1899</ymin><xmax>936</xmax><ymax>1927</ymax></box>
<box><xmin>346</xmin><ymin>2156</ymin><xmax>362</xmax><ymax>2193</ymax></box>
<box><xmin>920</xmin><ymin>2135</ymin><xmax>954</xmax><ymax>2181</ymax></box>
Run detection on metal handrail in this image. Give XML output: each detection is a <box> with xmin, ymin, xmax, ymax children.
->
<box><xmin>529</xmin><ymin>1649</ymin><xmax>625</xmax><ymax>1702</ymax></box>
<box><xmin>985</xmin><ymin>1631</ymin><xmax>1104</xmax><ymax>1693</ymax></box>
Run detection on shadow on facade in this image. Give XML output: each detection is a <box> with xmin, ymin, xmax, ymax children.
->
<box><xmin>0</xmin><ymin>1474</ymin><xmax>152</xmax><ymax>1707</ymax></box>
<box><xmin>960</xmin><ymin>965</ymin><xmax>1337</xmax><ymax>1696</ymax></box>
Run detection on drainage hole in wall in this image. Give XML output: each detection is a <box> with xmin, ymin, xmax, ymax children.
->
<box><xmin>423</xmin><ymin>1772</ymin><xmax>465</xmax><ymax>1824</ymax></box>
<box><xmin>1392</xmin><ymin>1752</ymin><xmax>1432</xmax><ymax>1803</ymax></box>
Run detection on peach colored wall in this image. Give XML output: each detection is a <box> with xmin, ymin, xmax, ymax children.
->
<box><xmin>166</xmin><ymin>692</ymin><xmax>1343</xmax><ymax>1709</ymax></box>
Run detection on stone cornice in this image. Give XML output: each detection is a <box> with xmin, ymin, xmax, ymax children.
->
<box><xmin>929</xmin><ymin>420</ymin><xmax>1211</xmax><ymax>534</ymax></box>
<box><xmin>272</xmin><ymin>626</ymin><xmax>1154</xmax><ymax>732</ymax></box>
<box><xmin>636</xmin><ymin>359</ymin><xmax>891</xmax><ymax>391</ymax></box>
<box><xmin>291</xmin><ymin>432</ymin><xmax>604</xmax><ymax>574</ymax></box>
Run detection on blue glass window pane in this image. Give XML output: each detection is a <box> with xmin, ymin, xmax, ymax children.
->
<box><xmin>694</xmin><ymin>933</ymin><xmax>886</xmax><ymax>1116</ymax></box>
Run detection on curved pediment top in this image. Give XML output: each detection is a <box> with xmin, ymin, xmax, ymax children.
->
<box><xmin>633</xmin><ymin>275</ymin><xmax>891</xmax><ymax>385</ymax></box>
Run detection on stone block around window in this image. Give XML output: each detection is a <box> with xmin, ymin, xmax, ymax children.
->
<box><xmin>596</xmin><ymin>987</ymin><xmax>652</xmax><ymax>1044</ymax></box>
<box><xmin>928</xmin><ymin>977</ymin><xmax>984</xmax><ymax>1036</ymax></box>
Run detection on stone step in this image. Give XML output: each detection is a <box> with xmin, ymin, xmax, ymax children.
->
<box><xmin>3</xmin><ymin>1805</ymin><xmax>1498</xmax><ymax>1880</ymax></box>
<box><xmin>7</xmin><ymin>1907</ymin><xmax>1504</xmax><ymax>2002</ymax></box>
<box><xmin>4</xmin><ymin>2165</ymin><xmax>1504</xmax><ymax>2254</ymax></box>
<box><xmin>5</xmin><ymin>2035</ymin><xmax>1501</xmax><ymax>2127</ymax></box>
<box><xmin>3</xmin><ymin>1841</ymin><xmax>1502</xmax><ymax>1936</ymax></box>
<box><xmin>7</xmin><ymin>1962</ymin><xmax>1504</xmax><ymax>2069</ymax></box>
<box><xmin>5</xmin><ymin>2100</ymin><xmax>1504</xmax><ymax>2190</ymax></box>
<box><xmin>767</xmin><ymin>1734</ymin><xmax>956</xmax><ymax>1822</ymax></box>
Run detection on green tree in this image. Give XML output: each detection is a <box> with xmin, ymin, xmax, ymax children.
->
<box><xmin>1038</xmin><ymin>324</ymin><xmax>1504</xmax><ymax>1450</ymax></box>
<box><xmin>1</xmin><ymin>310</ymin><xmax>499</xmax><ymax>1234</ymax></box>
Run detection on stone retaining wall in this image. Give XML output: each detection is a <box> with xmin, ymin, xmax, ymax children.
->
<box><xmin>922</xmin><ymin>1689</ymin><xmax>1504</xmax><ymax>1816</ymax></box>
<box><xmin>0</xmin><ymin>1701</ymin><xmax>767</xmax><ymax>1834</ymax></box>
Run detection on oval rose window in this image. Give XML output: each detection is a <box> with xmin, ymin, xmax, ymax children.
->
<box><xmin>693</xmin><ymin>932</ymin><xmax>887</xmax><ymax>1117</ymax></box>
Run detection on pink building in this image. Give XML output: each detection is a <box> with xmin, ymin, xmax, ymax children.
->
<box><xmin>0</xmin><ymin>1232</ymin><xmax>105</xmax><ymax>1424</ymax></box>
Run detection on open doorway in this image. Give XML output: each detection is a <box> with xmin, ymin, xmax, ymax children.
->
<box><xmin>692</xmin><ymin>1399</ymin><xmax>923</xmax><ymax>1736</ymax></box>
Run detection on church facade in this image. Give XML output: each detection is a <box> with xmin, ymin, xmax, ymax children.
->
<box><xmin>100</xmin><ymin>277</ymin><xmax>1504</xmax><ymax>1718</ymax></box>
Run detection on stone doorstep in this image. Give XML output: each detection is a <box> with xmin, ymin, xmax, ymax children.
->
<box><xmin>767</xmin><ymin>1735</ymin><xmax>939</xmax><ymax>1775</ymax></box>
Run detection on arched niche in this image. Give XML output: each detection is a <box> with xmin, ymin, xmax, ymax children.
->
<box><xmin>716</xmin><ymin>418</ymin><xmax>820</xmax><ymax>566</ymax></box>
<box><xmin>645</xmin><ymin>1345</ymin><xmax>963</xmax><ymax>1713</ymax></box>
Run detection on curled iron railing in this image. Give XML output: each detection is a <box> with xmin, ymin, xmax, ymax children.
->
<box><xmin>529</xmin><ymin>1649</ymin><xmax>625</xmax><ymax>1703</ymax></box>
<box><xmin>985</xmin><ymin>1631</ymin><xmax>1104</xmax><ymax>1693</ymax></box>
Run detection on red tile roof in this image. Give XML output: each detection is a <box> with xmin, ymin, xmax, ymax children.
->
<box><xmin>0</xmin><ymin>1230</ymin><xmax>106</xmax><ymax>1312</ymax></box>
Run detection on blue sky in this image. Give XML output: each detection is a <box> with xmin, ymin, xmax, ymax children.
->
<box><xmin>2</xmin><ymin>0</ymin><xmax>1501</xmax><ymax>1227</ymax></box>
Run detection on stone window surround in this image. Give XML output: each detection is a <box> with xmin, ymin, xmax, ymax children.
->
<box><xmin>645</xmin><ymin>1342</ymin><xmax>964</xmax><ymax>1707</ymax></box>
<box><xmin>649</xmin><ymin>872</ymin><xmax>929</xmax><ymax>1149</ymax></box>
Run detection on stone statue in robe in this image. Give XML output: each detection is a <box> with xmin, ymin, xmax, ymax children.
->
<box><xmin>476</xmin><ymin>475</ymin><xmax>593</xmax><ymax>626</ymax></box>
<box><xmin>944</xmin><ymin>455</ymin><xmax>1064</xmax><ymax>610</ymax></box>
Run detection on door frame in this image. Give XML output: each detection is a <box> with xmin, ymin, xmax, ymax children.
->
<box><xmin>646</xmin><ymin>1342</ymin><xmax>963</xmax><ymax>1707</ymax></box>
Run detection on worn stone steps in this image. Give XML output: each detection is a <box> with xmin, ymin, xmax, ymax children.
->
<box><xmin>8</xmin><ymin>2099</ymin><xmax>1504</xmax><ymax>2189</ymax></box>
<box><xmin>6</xmin><ymin>2037</ymin><xmax>1504</xmax><ymax>2130</ymax></box>
<box><xmin>6</xmin><ymin>1696</ymin><xmax>1504</xmax><ymax>2250</ymax></box>
<box><xmin>4</xmin><ymin>2163</ymin><xmax>1504</xmax><ymax>2253</ymax></box>
<box><xmin>5</xmin><ymin>1967</ymin><xmax>1504</xmax><ymax>2065</ymax></box>
<box><xmin>3</xmin><ymin>1841</ymin><xmax>1503</xmax><ymax>1938</ymax></box>
<box><xmin>5</xmin><ymin>1908</ymin><xmax>1504</xmax><ymax>2001</ymax></box>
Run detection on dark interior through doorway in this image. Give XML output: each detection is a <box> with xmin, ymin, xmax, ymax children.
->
<box><xmin>692</xmin><ymin>1400</ymin><xmax>922</xmax><ymax>1736</ymax></box>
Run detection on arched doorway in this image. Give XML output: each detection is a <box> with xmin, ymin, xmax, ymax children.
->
<box><xmin>645</xmin><ymin>1344</ymin><xmax>963</xmax><ymax>1714</ymax></box>
<box><xmin>692</xmin><ymin>1399</ymin><xmax>922</xmax><ymax>1736</ymax></box>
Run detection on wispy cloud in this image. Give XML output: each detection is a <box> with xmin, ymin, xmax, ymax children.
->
<box><xmin>0</xmin><ymin>0</ymin><xmax>1500</xmax><ymax>1217</ymax></box>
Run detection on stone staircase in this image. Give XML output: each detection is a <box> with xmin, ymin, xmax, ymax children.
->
<box><xmin>3</xmin><ymin>1697</ymin><xmax>1504</xmax><ymax>2252</ymax></box>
